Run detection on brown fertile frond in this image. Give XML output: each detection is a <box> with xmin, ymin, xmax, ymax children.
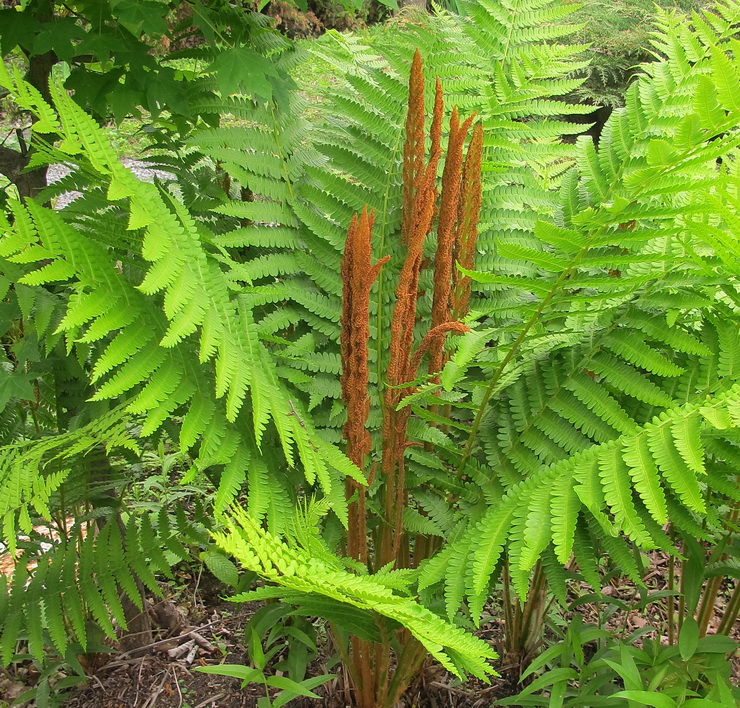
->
<box><xmin>429</xmin><ymin>107</ymin><xmax>476</xmax><ymax>376</ymax></box>
<box><xmin>341</xmin><ymin>206</ymin><xmax>388</xmax><ymax>467</ymax></box>
<box><xmin>387</xmin><ymin>111</ymin><xmax>442</xmax><ymax>404</ymax></box>
<box><xmin>402</xmin><ymin>50</ymin><xmax>425</xmax><ymax>246</ymax></box>
<box><xmin>429</xmin><ymin>77</ymin><xmax>444</xmax><ymax>168</ymax></box>
<box><xmin>341</xmin><ymin>206</ymin><xmax>389</xmax><ymax>564</ymax></box>
<box><xmin>411</xmin><ymin>321</ymin><xmax>471</xmax><ymax>376</ymax></box>
<box><xmin>452</xmin><ymin>120</ymin><xmax>484</xmax><ymax>320</ymax></box>
<box><xmin>380</xmin><ymin>70</ymin><xmax>447</xmax><ymax>567</ymax></box>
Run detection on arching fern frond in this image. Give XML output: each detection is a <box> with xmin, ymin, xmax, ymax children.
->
<box><xmin>447</xmin><ymin>382</ymin><xmax>740</xmax><ymax>616</ymax></box>
<box><xmin>214</xmin><ymin>506</ymin><xmax>498</xmax><ymax>681</ymax></box>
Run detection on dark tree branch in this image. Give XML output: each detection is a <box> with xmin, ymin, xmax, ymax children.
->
<box><xmin>0</xmin><ymin>144</ymin><xmax>28</xmax><ymax>183</ymax></box>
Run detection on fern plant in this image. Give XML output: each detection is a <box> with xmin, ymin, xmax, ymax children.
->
<box><xmin>199</xmin><ymin>0</ymin><xmax>740</xmax><ymax>691</ymax></box>
<box><xmin>417</xmin><ymin>0</ymin><xmax>740</xmax><ymax>628</ymax></box>
<box><xmin>0</xmin><ymin>23</ymin><xmax>494</xmax><ymax>690</ymax></box>
<box><xmin>3</xmin><ymin>1</ymin><xmax>740</xmax><ymax>705</ymax></box>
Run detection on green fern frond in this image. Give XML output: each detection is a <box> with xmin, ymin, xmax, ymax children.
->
<box><xmin>0</xmin><ymin>504</ymin><xmax>202</xmax><ymax>665</ymax></box>
<box><xmin>215</xmin><ymin>507</ymin><xmax>498</xmax><ymax>681</ymax></box>
<box><xmin>452</xmin><ymin>383</ymin><xmax>740</xmax><ymax>612</ymax></box>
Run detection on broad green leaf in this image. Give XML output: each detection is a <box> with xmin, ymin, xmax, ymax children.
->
<box><xmin>206</xmin><ymin>48</ymin><xmax>278</xmax><ymax>100</ymax></box>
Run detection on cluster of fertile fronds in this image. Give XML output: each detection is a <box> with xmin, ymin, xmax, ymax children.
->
<box><xmin>379</xmin><ymin>51</ymin><xmax>484</xmax><ymax>568</ymax></box>
<box><xmin>334</xmin><ymin>51</ymin><xmax>486</xmax><ymax>705</ymax></box>
<box><xmin>209</xmin><ymin>0</ymin><xmax>594</xmax><ymax>468</ymax></box>
<box><xmin>337</xmin><ymin>50</ymin><xmax>484</xmax><ymax>572</ymax></box>
<box><xmin>380</xmin><ymin>55</ymin><xmax>445</xmax><ymax>568</ymax></box>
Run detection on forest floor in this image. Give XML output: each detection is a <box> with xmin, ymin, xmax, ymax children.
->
<box><xmin>2</xmin><ymin>548</ymin><xmax>734</xmax><ymax>708</ymax></box>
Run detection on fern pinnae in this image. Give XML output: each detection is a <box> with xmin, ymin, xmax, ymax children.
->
<box><xmin>108</xmin><ymin>522</ymin><xmax>143</xmax><ymax>612</ymax></box>
<box><xmin>551</xmin><ymin>470</ymin><xmax>580</xmax><ymax>563</ymax></box>
<box><xmin>564</xmin><ymin>375</ymin><xmax>638</xmax><ymax>435</ymax></box>
<box><xmin>444</xmin><ymin>534</ymin><xmax>473</xmax><ymax>621</ymax></box>
<box><xmin>176</xmin><ymin>390</ymin><xmax>215</xmax><ymax>451</ymax></box>
<box><xmin>127</xmin><ymin>365</ymin><xmax>183</xmax><ymax>414</ymax></box>
<box><xmin>1</xmin><ymin>557</ymin><xmax>28</xmax><ymax>662</ymax></box>
<box><xmin>124</xmin><ymin>514</ymin><xmax>162</xmax><ymax>597</ymax></box>
<box><xmin>590</xmin><ymin>351</ymin><xmax>675</xmax><ymax>408</ymax></box>
<box><xmin>418</xmin><ymin>542</ymin><xmax>456</xmax><ymax>593</ymax></box>
<box><xmin>572</xmin><ymin>456</ymin><xmax>616</xmax><ymax>537</ymax></box>
<box><xmin>215</xmin><ymin>444</ymin><xmax>250</xmax><ymax>514</ymax></box>
<box><xmin>246</xmin><ymin>457</ymin><xmax>270</xmax><ymax>523</ymax></box>
<box><xmin>548</xmin><ymin>391</ymin><xmax>616</xmax><ymax>444</ymax></box>
<box><xmin>597</xmin><ymin>444</ymin><xmax>653</xmax><ymax>547</ymax></box>
<box><xmin>603</xmin><ymin>330</ymin><xmax>685</xmax><ymax>378</ymax></box>
<box><xmin>598</xmin><ymin>527</ymin><xmax>644</xmax><ymax>586</ymax></box>
<box><xmin>24</xmin><ymin>559</ymin><xmax>47</xmax><ymax>660</ymax></box>
<box><xmin>622</xmin><ymin>434</ymin><xmax>669</xmax><ymax>525</ymax></box>
<box><xmin>139</xmin><ymin>514</ymin><xmax>173</xmax><ymax>579</ymax></box>
<box><xmin>91</xmin><ymin>344</ymin><xmax>168</xmax><ymax>400</ymax></box>
<box><xmin>79</xmin><ymin>301</ymin><xmax>140</xmax><ymax>344</ymax></box>
<box><xmin>647</xmin><ymin>418</ymin><xmax>706</xmax><ymax>513</ymax></box>
<box><xmin>91</xmin><ymin>323</ymin><xmax>154</xmax><ymax>382</ymax></box>
<box><xmin>570</xmin><ymin>520</ymin><xmax>601</xmax><ymax>591</ymax></box>
<box><xmin>672</xmin><ymin>413</ymin><xmax>707</xmax><ymax>476</ymax></box>
<box><xmin>520</xmin><ymin>484</ymin><xmax>553</xmax><ymax>572</ymax></box>
<box><xmin>468</xmin><ymin>484</ymin><xmax>525</xmax><ymax>600</ymax></box>
<box><xmin>93</xmin><ymin>527</ymin><xmax>127</xmax><ymax>632</ymax></box>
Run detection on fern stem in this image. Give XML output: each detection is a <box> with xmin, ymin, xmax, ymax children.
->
<box><xmin>717</xmin><ymin>582</ymin><xmax>740</xmax><ymax>636</ymax></box>
<box><xmin>667</xmin><ymin>529</ymin><xmax>676</xmax><ymax>645</ymax></box>
<box><xmin>696</xmin><ymin>575</ymin><xmax>722</xmax><ymax>637</ymax></box>
<box><xmin>698</xmin><ymin>498</ymin><xmax>739</xmax><ymax>636</ymax></box>
<box><xmin>385</xmin><ymin>636</ymin><xmax>427</xmax><ymax>708</ymax></box>
<box><xmin>458</xmin><ymin>252</ymin><xmax>593</xmax><ymax>474</ymax></box>
<box><xmin>516</xmin><ymin>563</ymin><xmax>547</xmax><ymax>672</ymax></box>
<box><xmin>352</xmin><ymin>636</ymin><xmax>375</xmax><ymax>708</ymax></box>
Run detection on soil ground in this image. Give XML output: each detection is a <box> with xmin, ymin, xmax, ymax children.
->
<box><xmin>2</xmin><ymin>551</ymin><xmax>736</xmax><ymax>708</ymax></box>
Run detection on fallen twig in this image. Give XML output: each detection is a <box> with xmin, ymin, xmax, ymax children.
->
<box><xmin>99</xmin><ymin>620</ymin><xmax>223</xmax><ymax>669</ymax></box>
<box><xmin>193</xmin><ymin>693</ymin><xmax>227</xmax><ymax>708</ymax></box>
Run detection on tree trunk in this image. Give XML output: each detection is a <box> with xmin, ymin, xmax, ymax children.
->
<box><xmin>0</xmin><ymin>0</ymin><xmax>57</xmax><ymax>200</ymax></box>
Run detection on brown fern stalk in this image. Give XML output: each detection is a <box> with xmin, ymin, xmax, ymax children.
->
<box><xmin>428</xmin><ymin>107</ymin><xmax>475</xmax><ymax>376</ymax></box>
<box><xmin>340</xmin><ymin>206</ymin><xmax>389</xmax><ymax>565</ymax></box>
<box><xmin>386</xmin><ymin>77</ymin><xmax>443</xmax><ymax>403</ymax></box>
<box><xmin>401</xmin><ymin>49</ymin><xmax>426</xmax><ymax>246</ymax></box>
<box><xmin>380</xmin><ymin>78</ymin><xmax>444</xmax><ymax>567</ymax></box>
<box><xmin>411</xmin><ymin>321</ymin><xmax>471</xmax><ymax>375</ymax></box>
<box><xmin>452</xmin><ymin>121</ymin><xmax>484</xmax><ymax>320</ymax></box>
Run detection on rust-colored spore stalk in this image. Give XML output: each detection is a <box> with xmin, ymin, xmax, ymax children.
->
<box><xmin>340</xmin><ymin>206</ymin><xmax>389</xmax><ymax>564</ymax></box>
